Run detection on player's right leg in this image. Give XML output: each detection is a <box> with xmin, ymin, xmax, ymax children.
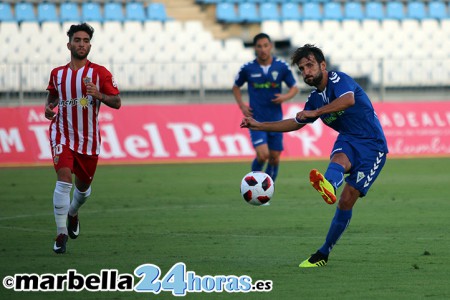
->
<box><xmin>309</xmin><ymin>169</ymin><xmax>336</xmax><ymax>204</ymax></box>
<box><xmin>51</xmin><ymin>144</ymin><xmax>74</xmax><ymax>253</ymax></box>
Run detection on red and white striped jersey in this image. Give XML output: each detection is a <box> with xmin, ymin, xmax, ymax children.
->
<box><xmin>47</xmin><ymin>60</ymin><xmax>119</xmax><ymax>155</ymax></box>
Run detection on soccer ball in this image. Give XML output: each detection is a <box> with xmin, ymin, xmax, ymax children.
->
<box><xmin>240</xmin><ymin>171</ymin><xmax>274</xmax><ymax>206</ymax></box>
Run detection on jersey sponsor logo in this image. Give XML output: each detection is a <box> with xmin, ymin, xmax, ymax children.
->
<box><xmin>252</xmin><ymin>82</ymin><xmax>280</xmax><ymax>89</ymax></box>
<box><xmin>322</xmin><ymin>111</ymin><xmax>344</xmax><ymax>125</ymax></box>
<box><xmin>356</xmin><ymin>171</ymin><xmax>365</xmax><ymax>183</ymax></box>
<box><xmin>59</xmin><ymin>97</ymin><xmax>93</xmax><ymax>108</ymax></box>
<box><xmin>330</xmin><ymin>72</ymin><xmax>340</xmax><ymax>83</ymax></box>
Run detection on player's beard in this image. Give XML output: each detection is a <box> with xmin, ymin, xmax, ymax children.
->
<box><xmin>304</xmin><ymin>71</ymin><xmax>323</xmax><ymax>87</ymax></box>
<box><xmin>71</xmin><ymin>46</ymin><xmax>90</xmax><ymax>60</ymax></box>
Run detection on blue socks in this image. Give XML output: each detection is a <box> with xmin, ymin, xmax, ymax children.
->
<box><xmin>325</xmin><ymin>162</ymin><xmax>345</xmax><ymax>191</ymax></box>
<box><xmin>251</xmin><ymin>158</ymin><xmax>279</xmax><ymax>181</ymax></box>
<box><xmin>319</xmin><ymin>208</ymin><xmax>352</xmax><ymax>256</ymax></box>
<box><xmin>265</xmin><ymin>164</ymin><xmax>279</xmax><ymax>182</ymax></box>
<box><xmin>251</xmin><ymin>158</ymin><xmax>264</xmax><ymax>172</ymax></box>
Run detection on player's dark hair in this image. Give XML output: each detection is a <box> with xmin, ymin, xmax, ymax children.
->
<box><xmin>67</xmin><ymin>23</ymin><xmax>94</xmax><ymax>42</ymax></box>
<box><xmin>253</xmin><ymin>33</ymin><xmax>271</xmax><ymax>45</ymax></box>
<box><xmin>291</xmin><ymin>44</ymin><xmax>326</xmax><ymax>66</ymax></box>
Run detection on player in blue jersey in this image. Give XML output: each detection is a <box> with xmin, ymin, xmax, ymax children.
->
<box><xmin>240</xmin><ymin>44</ymin><xmax>388</xmax><ymax>267</ymax></box>
<box><xmin>233</xmin><ymin>33</ymin><xmax>298</xmax><ymax>182</ymax></box>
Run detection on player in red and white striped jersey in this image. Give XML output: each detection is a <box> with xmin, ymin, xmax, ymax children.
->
<box><xmin>44</xmin><ymin>23</ymin><xmax>121</xmax><ymax>254</ymax></box>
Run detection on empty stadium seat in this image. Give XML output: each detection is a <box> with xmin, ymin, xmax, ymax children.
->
<box><xmin>260</xmin><ymin>2</ymin><xmax>279</xmax><ymax>21</ymax></box>
<box><xmin>365</xmin><ymin>1</ymin><xmax>384</xmax><ymax>20</ymax></box>
<box><xmin>323</xmin><ymin>2</ymin><xmax>343</xmax><ymax>20</ymax></box>
<box><xmin>302</xmin><ymin>2</ymin><xmax>322</xmax><ymax>20</ymax></box>
<box><xmin>407</xmin><ymin>1</ymin><xmax>426</xmax><ymax>20</ymax></box>
<box><xmin>147</xmin><ymin>3</ymin><xmax>170</xmax><ymax>21</ymax></box>
<box><xmin>428</xmin><ymin>1</ymin><xmax>447</xmax><ymax>20</ymax></box>
<box><xmin>15</xmin><ymin>2</ymin><xmax>37</xmax><ymax>22</ymax></box>
<box><xmin>216</xmin><ymin>3</ymin><xmax>241</xmax><ymax>23</ymax></box>
<box><xmin>104</xmin><ymin>2</ymin><xmax>125</xmax><ymax>22</ymax></box>
<box><xmin>37</xmin><ymin>2</ymin><xmax>58</xmax><ymax>23</ymax></box>
<box><xmin>60</xmin><ymin>2</ymin><xmax>80</xmax><ymax>22</ymax></box>
<box><xmin>238</xmin><ymin>2</ymin><xmax>261</xmax><ymax>23</ymax></box>
<box><xmin>82</xmin><ymin>2</ymin><xmax>103</xmax><ymax>22</ymax></box>
<box><xmin>386</xmin><ymin>2</ymin><xmax>405</xmax><ymax>20</ymax></box>
<box><xmin>0</xmin><ymin>2</ymin><xmax>14</xmax><ymax>22</ymax></box>
<box><xmin>344</xmin><ymin>2</ymin><xmax>364</xmax><ymax>20</ymax></box>
<box><xmin>281</xmin><ymin>3</ymin><xmax>301</xmax><ymax>21</ymax></box>
<box><xmin>126</xmin><ymin>2</ymin><xmax>146</xmax><ymax>21</ymax></box>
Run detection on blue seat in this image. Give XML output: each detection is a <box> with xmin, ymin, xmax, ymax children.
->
<box><xmin>0</xmin><ymin>2</ymin><xmax>14</xmax><ymax>22</ymax></box>
<box><xmin>238</xmin><ymin>2</ymin><xmax>261</xmax><ymax>23</ymax></box>
<box><xmin>147</xmin><ymin>3</ymin><xmax>169</xmax><ymax>21</ymax></box>
<box><xmin>407</xmin><ymin>1</ymin><xmax>426</xmax><ymax>20</ymax></box>
<box><xmin>281</xmin><ymin>2</ymin><xmax>301</xmax><ymax>20</ymax></box>
<box><xmin>428</xmin><ymin>1</ymin><xmax>447</xmax><ymax>20</ymax></box>
<box><xmin>260</xmin><ymin>2</ymin><xmax>279</xmax><ymax>21</ymax></box>
<box><xmin>216</xmin><ymin>3</ymin><xmax>241</xmax><ymax>23</ymax></box>
<box><xmin>344</xmin><ymin>2</ymin><xmax>364</xmax><ymax>20</ymax></box>
<box><xmin>60</xmin><ymin>2</ymin><xmax>80</xmax><ymax>22</ymax></box>
<box><xmin>365</xmin><ymin>1</ymin><xmax>384</xmax><ymax>20</ymax></box>
<box><xmin>302</xmin><ymin>2</ymin><xmax>322</xmax><ymax>20</ymax></box>
<box><xmin>126</xmin><ymin>2</ymin><xmax>146</xmax><ymax>21</ymax></box>
<box><xmin>104</xmin><ymin>2</ymin><xmax>125</xmax><ymax>22</ymax></box>
<box><xmin>15</xmin><ymin>2</ymin><xmax>37</xmax><ymax>22</ymax></box>
<box><xmin>386</xmin><ymin>1</ymin><xmax>405</xmax><ymax>20</ymax></box>
<box><xmin>323</xmin><ymin>2</ymin><xmax>343</xmax><ymax>20</ymax></box>
<box><xmin>37</xmin><ymin>2</ymin><xmax>58</xmax><ymax>23</ymax></box>
<box><xmin>82</xmin><ymin>2</ymin><xmax>103</xmax><ymax>22</ymax></box>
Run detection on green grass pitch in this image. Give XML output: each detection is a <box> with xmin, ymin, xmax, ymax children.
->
<box><xmin>1</xmin><ymin>157</ymin><xmax>449</xmax><ymax>299</ymax></box>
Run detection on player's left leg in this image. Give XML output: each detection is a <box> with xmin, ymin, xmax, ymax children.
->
<box><xmin>265</xmin><ymin>132</ymin><xmax>283</xmax><ymax>182</ymax></box>
<box><xmin>265</xmin><ymin>150</ymin><xmax>281</xmax><ymax>182</ymax></box>
<box><xmin>68</xmin><ymin>153</ymin><xmax>98</xmax><ymax>240</ymax></box>
<box><xmin>299</xmin><ymin>184</ymin><xmax>359</xmax><ymax>268</ymax></box>
<box><xmin>250</xmin><ymin>130</ymin><xmax>269</xmax><ymax>171</ymax></box>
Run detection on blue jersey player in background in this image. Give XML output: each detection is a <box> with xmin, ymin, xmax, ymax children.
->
<box><xmin>233</xmin><ymin>33</ymin><xmax>298</xmax><ymax>183</ymax></box>
<box><xmin>240</xmin><ymin>44</ymin><xmax>388</xmax><ymax>267</ymax></box>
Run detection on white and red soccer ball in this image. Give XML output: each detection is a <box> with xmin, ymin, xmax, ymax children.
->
<box><xmin>240</xmin><ymin>171</ymin><xmax>274</xmax><ymax>206</ymax></box>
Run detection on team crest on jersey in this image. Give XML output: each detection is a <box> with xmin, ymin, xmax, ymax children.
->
<box><xmin>271</xmin><ymin>71</ymin><xmax>278</xmax><ymax>80</ymax></box>
<box><xmin>356</xmin><ymin>171</ymin><xmax>365</xmax><ymax>183</ymax></box>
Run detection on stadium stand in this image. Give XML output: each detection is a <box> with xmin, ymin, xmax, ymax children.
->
<box><xmin>60</xmin><ymin>2</ymin><xmax>81</xmax><ymax>22</ymax></box>
<box><xmin>407</xmin><ymin>1</ymin><xmax>427</xmax><ymax>20</ymax></box>
<box><xmin>259</xmin><ymin>2</ymin><xmax>279</xmax><ymax>21</ymax></box>
<box><xmin>0</xmin><ymin>0</ymin><xmax>449</xmax><ymax>95</ymax></box>
<box><xmin>428</xmin><ymin>1</ymin><xmax>448</xmax><ymax>19</ymax></box>
<box><xmin>0</xmin><ymin>2</ymin><xmax>14</xmax><ymax>22</ymax></box>
<box><xmin>15</xmin><ymin>2</ymin><xmax>36</xmax><ymax>22</ymax></box>
<box><xmin>280</xmin><ymin>2</ymin><xmax>301</xmax><ymax>21</ymax></box>
<box><xmin>365</xmin><ymin>1</ymin><xmax>384</xmax><ymax>20</ymax></box>
<box><xmin>125</xmin><ymin>2</ymin><xmax>147</xmax><ymax>22</ymax></box>
<box><xmin>104</xmin><ymin>2</ymin><xmax>125</xmax><ymax>22</ymax></box>
<box><xmin>238</xmin><ymin>2</ymin><xmax>261</xmax><ymax>23</ymax></box>
<box><xmin>323</xmin><ymin>2</ymin><xmax>343</xmax><ymax>21</ymax></box>
<box><xmin>386</xmin><ymin>1</ymin><xmax>405</xmax><ymax>20</ymax></box>
<box><xmin>344</xmin><ymin>2</ymin><xmax>364</xmax><ymax>20</ymax></box>
<box><xmin>37</xmin><ymin>2</ymin><xmax>59</xmax><ymax>23</ymax></box>
<box><xmin>81</xmin><ymin>2</ymin><xmax>102</xmax><ymax>22</ymax></box>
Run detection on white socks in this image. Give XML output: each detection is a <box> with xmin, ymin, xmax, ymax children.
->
<box><xmin>69</xmin><ymin>186</ymin><xmax>91</xmax><ymax>217</ymax></box>
<box><xmin>53</xmin><ymin>181</ymin><xmax>72</xmax><ymax>235</ymax></box>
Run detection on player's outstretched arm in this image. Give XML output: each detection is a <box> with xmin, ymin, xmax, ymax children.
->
<box><xmin>240</xmin><ymin>117</ymin><xmax>304</xmax><ymax>132</ymax></box>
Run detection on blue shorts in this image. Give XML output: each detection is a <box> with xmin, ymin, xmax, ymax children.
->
<box><xmin>249</xmin><ymin>130</ymin><xmax>283</xmax><ymax>151</ymax></box>
<box><xmin>331</xmin><ymin>140</ymin><xmax>387</xmax><ymax>197</ymax></box>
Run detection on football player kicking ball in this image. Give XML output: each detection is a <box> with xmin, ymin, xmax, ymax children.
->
<box><xmin>240</xmin><ymin>44</ymin><xmax>388</xmax><ymax>267</ymax></box>
<box><xmin>45</xmin><ymin>23</ymin><xmax>121</xmax><ymax>254</ymax></box>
